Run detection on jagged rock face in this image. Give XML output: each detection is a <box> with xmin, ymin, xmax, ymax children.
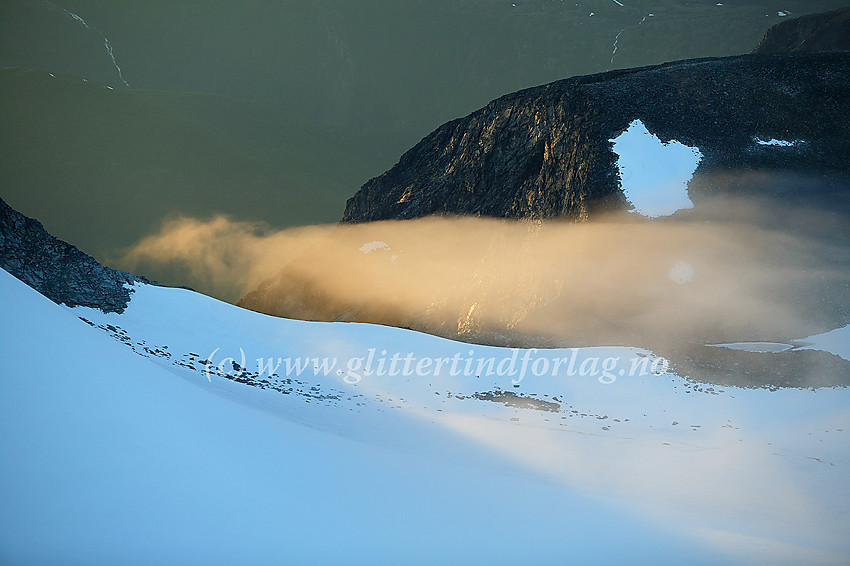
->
<box><xmin>342</xmin><ymin>52</ymin><xmax>850</xmax><ymax>223</ymax></box>
<box><xmin>0</xmin><ymin>197</ymin><xmax>154</xmax><ymax>312</ymax></box>
<box><xmin>753</xmin><ymin>7</ymin><xmax>850</xmax><ymax>54</ymax></box>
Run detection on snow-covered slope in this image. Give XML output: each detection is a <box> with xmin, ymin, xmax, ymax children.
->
<box><xmin>1</xmin><ymin>268</ymin><xmax>848</xmax><ymax>564</ymax></box>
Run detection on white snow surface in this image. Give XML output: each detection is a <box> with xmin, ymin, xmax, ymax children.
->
<box><xmin>1</xmin><ymin>269</ymin><xmax>849</xmax><ymax>564</ymax></box>
<box><xmin>710</xmin><ymin>326</ymin><xmax>850</xmax><ymax>359</ymax></box>
<box><xmin>708</xmin><ymin>342</ymin><xmax>795</xmax><ymax>354</ymax></box>
<box><xmin>610</xmin><ymin>119</ymin><xmax>703</xmax><ymax>218</ymax></box>
<box><xmin>795</xmin><ymin>325</ymin><xmax>850</xmax><ymax>361</ymax></box>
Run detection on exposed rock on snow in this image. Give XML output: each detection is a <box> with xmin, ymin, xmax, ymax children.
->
<box><xmin>0</xmin><ymin>197</ymin><xmax>155</xmax><ymax>312</ymax></box>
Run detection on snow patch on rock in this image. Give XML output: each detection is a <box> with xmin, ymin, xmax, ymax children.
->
<box><xmin>707</xmin><ymin>342</ymin><xmax>794</xmax><ymax>353</ymax></box>
<box><xmin>359</xmin><ymin>241</ymin><xmax>390</xmax><ymax>254</ymax></box>
<box><xmin>668</xmin><ymin>261</ymin><xmax>695</xmax><ymax>284</ymax></box>
<box><xmin>794</xmin><ymin>325</ymin><xmax>850</xmax><ymax>361</ymax></box>
<box><xmin>610</xmin><ymin>119</ymin><xmax>703</xmax><ymax>218</ymax></box>
<box><xmin>755</xmin><ymin>137</ymin><xmax>801</xmax><ymax>147</ymax></box>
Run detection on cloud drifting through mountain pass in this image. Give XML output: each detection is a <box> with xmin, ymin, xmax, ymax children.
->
<box><xmin>119</xmin><ymin>196</ymin><xmax>850</xmax><ymax>355</ymax></box>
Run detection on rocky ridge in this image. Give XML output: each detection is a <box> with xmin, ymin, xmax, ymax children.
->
<box><xmin>753</xmin><ymin>7</ymin><xmax>850</xmax><ymax>54</ymax></box>
<box><xmin>342</xmin><ymin>51</ymin><xmax>850</xmax><ymax>223</ymax></box>
<box><xmin>0</xmin><ymin>197</ymin><xmax>155</xmax><ymax>313</ymax></box>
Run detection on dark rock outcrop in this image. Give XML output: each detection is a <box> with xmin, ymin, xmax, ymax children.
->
<box><xmin>0</xmin><ymin>197</ymin><xmax>154</xmax><ymax>312</ymax></box>
<box><xmin>342</xmin><ymin>52</ymin><xmax>850</xmax><ymax>223</ymax></box>
<box><xmin>753</xmin><ymin>7</ymin><xmax>850</xmax><ymax>54</ymax></box>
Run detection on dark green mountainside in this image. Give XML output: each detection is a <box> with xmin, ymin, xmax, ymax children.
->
<box><xmin>0</xmin><ymin>67</ymin><xmax>373</xmax><ymax>257</ymax></box>
<box><xmin>7</xmin><ymin>0</ymin><xmax>844</xmax><ymax>148</ymax></box>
